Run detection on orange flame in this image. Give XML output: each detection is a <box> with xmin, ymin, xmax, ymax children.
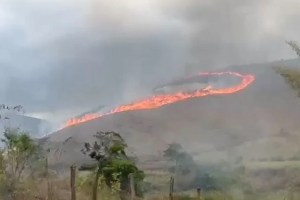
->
<box><xmin>65</xmin><ymin>113</ymin><xmax>100</xmax><ymax>127</ymax></box>
<box><xmin>65</xmin><ymin>71</ymin><xmax>255</xmax><ymax>128</ymax></box>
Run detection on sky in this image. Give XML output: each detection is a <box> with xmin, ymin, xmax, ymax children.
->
<box><xmin>1</xmin><ymin>0</ymin><xmax>300</xmax><ymax>123</ymax></box>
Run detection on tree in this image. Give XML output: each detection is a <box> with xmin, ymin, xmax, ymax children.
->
<box><xmin>274</xmin><ymin>41</ymin><xmax>300</xmax><ymax>96</ymax></box>
<box><xmin>82</xmin><ymin>131</ymin><xmax>145</xmax><ymax>200</ymax></box>
<box><xmin>164</xmin><ymin>143</ymin><xmax>194</xmax><ymax>168</ymax></box>
<box><xmin>1</xmin><ymin>128</ymin><xmax>38</xmax><ymax>180</ymax></box>
<box><xmin>286</xmin><ymin>40</ymin><xmax>300</xmax><ymax>57</ymax></box>
<box><xmin>0</xmin><ymin>128</ymin><xmax>39</xmax><ymax>199</ymax></box>
<box><xmin>275</xmin><ymin>67</ymin><xmax>300</xmax><ymax>96</ymax></box>
<box><xmin>163</xmin><ymin>143</ymin><xmax>198</xmax><ymax>182</ymax></box>
<box><xmin>163</xmin><ymin>143</ymin><xmax>183</xmax><ymax>163</ymax></box>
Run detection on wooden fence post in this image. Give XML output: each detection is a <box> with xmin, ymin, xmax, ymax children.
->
<box><xmin>70</xmin><ymin>165</ymin><xmax>77</xmax><ymax>200</ymax></box>
<box><xmin>92</xmin><ymin>170</ymin><xmax>100</xmax><ymax>200</ymax></box>
<box><xmin>45</xmin><ymin>157</ymin><xmax>51</xmax><ymax>200</ymax></box>
<box><xmin>197</xmin><ymin>187</ymin><xmax>201</xmax><ymax>199</ymax></box>
<box><xmin>169</xmin><ymin>176</ymin><xmax>174</xmax><ymax>200</ymax></box>
<box><xmin>129</xmin><ymin>173</ymin><xmax>135</xmax><ymax>200</ymax></box>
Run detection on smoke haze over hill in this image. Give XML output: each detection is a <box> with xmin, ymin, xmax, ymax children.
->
<box><xmin>1</xmin><ymin>0</ymin><xmax>300</xmax><ymax>123</ymax></box>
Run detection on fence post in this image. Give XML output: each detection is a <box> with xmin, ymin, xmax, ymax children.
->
<box><xmin>197</xmin><ymin>187</ymin><xmax>201</xmax><ymax>199</ymax></box>
<box><xmin>169</xmin><ymin>176</ymin><xmax>174</xmax><ymax>200</ymax></box>
<box><xmin>45</xmin><ymin>157</ymin><xmax>51</xmax><ymax>200</ymax></box>
<box><xmin>70</xmin><ymin>165</ymin><xmax>77</xmax><ymax>200</ymax></box>
<box><xmin>129</xmin><ymin>173</ymin><xmax>135</xmax><ymax>199</ymax></box>
<box><xmin>92</xmin><ymin>170</ymin><xmax>100</xmax><ymax>200</ymax></box>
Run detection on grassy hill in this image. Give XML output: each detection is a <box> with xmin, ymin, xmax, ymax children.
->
<box><xmin>45</xmin><ymin>59</ymin><xmax>300</xmax><ymax>168</ymax></box>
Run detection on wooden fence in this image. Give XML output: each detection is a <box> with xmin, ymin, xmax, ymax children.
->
<box><xmin>69</xmin><ymin>165</ymin><xmax>201</xmax><ymax>200</ymax></box>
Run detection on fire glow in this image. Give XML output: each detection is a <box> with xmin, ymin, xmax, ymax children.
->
<box><xmin>65</xmin><ymin>71</ymin><xmax>255</xmax><ymax>128</ymax></box>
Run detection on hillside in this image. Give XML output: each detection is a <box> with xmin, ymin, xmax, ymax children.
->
<box><xmin>45</xmin><ymin>59</ymin><xmax>300</xmax><ymax>168</ymax></box>
<box><xmin>0</xmin><ymin>113</ymin><xmax>51</xmax><ymax>138</ymax></box>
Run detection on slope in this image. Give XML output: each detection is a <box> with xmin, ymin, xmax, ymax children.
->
<box><xmin>45</xmin><ymin>59</ymin><xmax>300</xmax><ymax>167</ymax></box>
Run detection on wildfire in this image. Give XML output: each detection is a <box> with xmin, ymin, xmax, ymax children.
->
<box><xmin>65</xmin><ymin>71</ymin><xmax>255</xmax><ymax>128</ymax></box>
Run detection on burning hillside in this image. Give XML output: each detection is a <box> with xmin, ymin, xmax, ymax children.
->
<box><xmin>65</xmin><ymin>71</ymin><xmax>255</xmax><ymax>128</ymax></box>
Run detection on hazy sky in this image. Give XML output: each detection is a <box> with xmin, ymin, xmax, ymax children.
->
<box><xmin>1</xmin><ymin>0</ymin><xmax>300</xmax><ymax>122</ymax></box>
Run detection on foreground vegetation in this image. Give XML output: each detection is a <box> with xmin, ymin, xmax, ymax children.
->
<box><xmin>1</xmin><ymin>127</ymin><xmax>300</xmax><ymax>200</ymax></box>
<box><xmin>276</xmin><ymin>41</ymin><xmax>300</xmax><ymax>96</ymax></box>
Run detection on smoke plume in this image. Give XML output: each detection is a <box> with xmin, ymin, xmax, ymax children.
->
<box><xmin>0</xmin><ymin>0</ymin><xmax>300</xmax><ymax>122</ymax></box>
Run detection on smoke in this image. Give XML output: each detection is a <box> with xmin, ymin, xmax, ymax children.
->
<box><xmin>1</xmin><ymin>0</ymin><xmax>300</xmax><ymax>122</ymax></box>
<box><xmin>158</xmin><ymin>0</ymin><xmax>300</xmax><ymax>68</ymax></box>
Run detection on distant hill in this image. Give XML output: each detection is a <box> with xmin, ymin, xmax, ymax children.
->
<box><xmin>1</xmin><ymin>113</ymin><xmax>51</xmax><ymax>138</ymax></box>
<box><xmin>45</xmin><ymin>58</ymin><xmax>300</xmax><ymax>168</ymax></box>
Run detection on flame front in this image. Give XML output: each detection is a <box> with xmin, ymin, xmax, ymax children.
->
<box><xmin>65</xmin><ymin>71</ymin><xmax>255</xmax><ymax>128</ymax></box>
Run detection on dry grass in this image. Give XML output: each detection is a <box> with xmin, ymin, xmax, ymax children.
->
<box><xmin>3</xmin><ymin>159</ymin><xmax>300</xmax><ymax>200</ymax></box>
